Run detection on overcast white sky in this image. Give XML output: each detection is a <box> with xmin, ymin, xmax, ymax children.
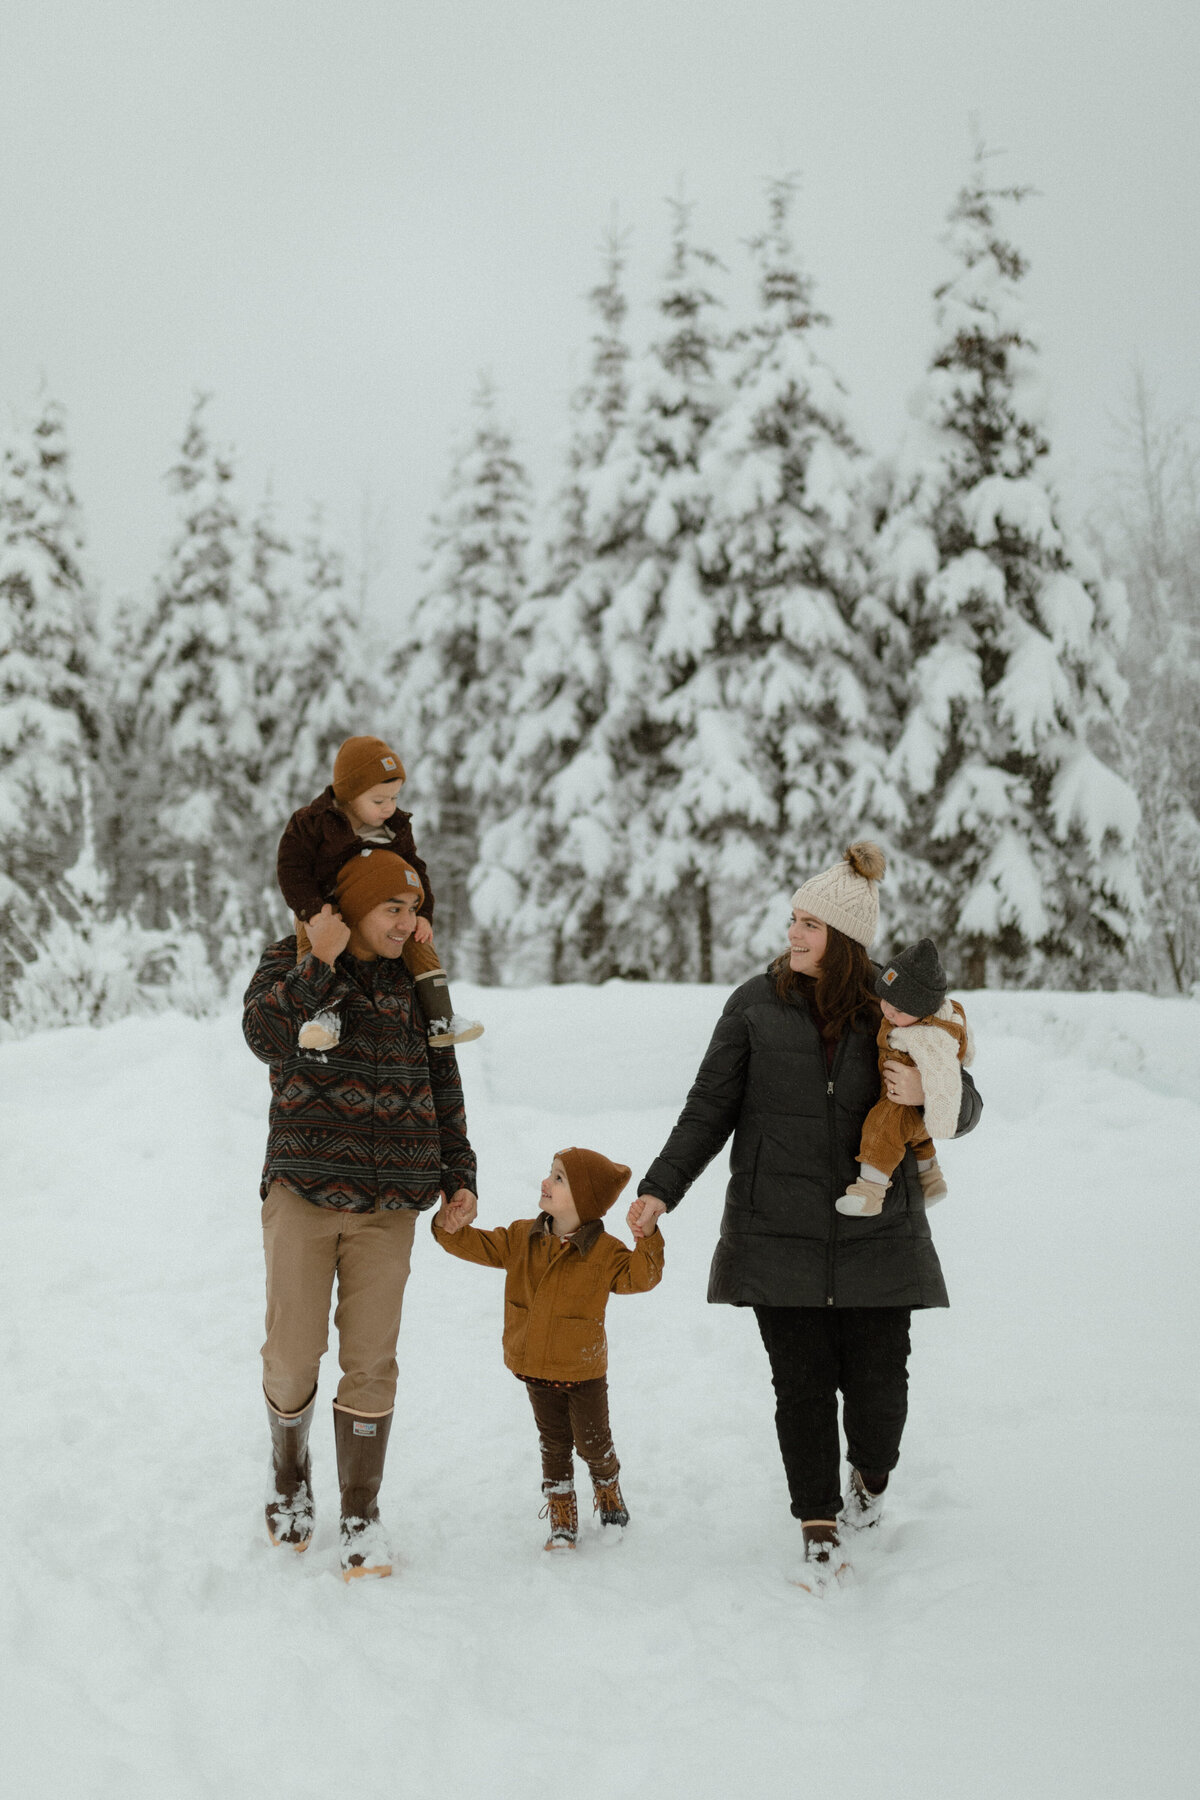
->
<box><xmin>2</xmin><ymin>0</ymin><xmax>1196</xmax><ymax>620</ymax></box>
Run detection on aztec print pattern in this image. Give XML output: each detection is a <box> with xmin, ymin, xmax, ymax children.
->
<box><xmin>243</xmin><ymin>938</ymin><xmax>476</xmax><ymax>1213</ymax></box>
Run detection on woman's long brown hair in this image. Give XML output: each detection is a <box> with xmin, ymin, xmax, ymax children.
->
<box><xmin>772</xmin><ymin>925</ymin><xmax>879</xmax><ymax>1042</ymax></box>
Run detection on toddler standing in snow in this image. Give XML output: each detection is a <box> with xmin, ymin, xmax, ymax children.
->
<box><xmin>837</xmin><ymin>937</ymin><xmax>973</xmax><ymax>1218</ymax></box>
<box><xmin>276</xmin><ymin>734</ymin><xmax>483</xmax><ymax>1052</ymax></box>
<box><xmin>433</xmin><ymin>1147</ymin><xmax>663</xmax><ymax>1550</ymax></box>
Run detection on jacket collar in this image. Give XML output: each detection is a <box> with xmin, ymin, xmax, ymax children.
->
<box><xmin>537</xmin><ymin>1213</ymin><xmax>603</xmax><ymax>1257</ymax></box>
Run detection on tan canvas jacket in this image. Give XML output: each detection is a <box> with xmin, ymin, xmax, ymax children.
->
<box><xmin>432</xmin><ymin>1213</ymin><xmax>664</xmax><ymax>1381</ymax></box>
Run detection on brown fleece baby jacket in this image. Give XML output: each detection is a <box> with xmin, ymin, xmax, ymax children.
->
<box><xmin>431</xmin><ymin>1213</ymin><xmax>664</xmax><ymax>1382</ymax></box>
<box><xmin>878</xmin><ymin>998</ymin><xmax>973</xmax><ymax>1141</ymax></box>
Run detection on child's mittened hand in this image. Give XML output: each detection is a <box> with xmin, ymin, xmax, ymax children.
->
<box><xmin>412</xmin><ymin>917</ymin><xmax>434</xmax><ymax>945</ymax></box>
<box><xmin>307</xmin><ymin>904</ymin><xmax>350</xmax><ymax>966</ymax></box>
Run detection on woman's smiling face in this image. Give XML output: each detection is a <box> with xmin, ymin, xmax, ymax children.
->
<box><xmin>787</xmin><ymin>910</ymin><xmax>828</xmax><ymax>976</ymax></box>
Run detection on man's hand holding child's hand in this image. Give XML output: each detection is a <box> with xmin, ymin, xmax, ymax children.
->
<box><xmin>436</xmin><ymin>1189</ymin><xmax>478</xmax><ymax>1234</ymax></box>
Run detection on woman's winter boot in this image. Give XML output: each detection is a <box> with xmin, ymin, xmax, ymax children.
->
<box><xmin>792</xmin><ymin>1520</ymin><xmax>850</xmax><ymax>1595</ymax></box>
<box><xmin>540</xmin><ymin>1480</ymin><xmax>578</xmax><ymax>1550</ymax></box>
<box><xmin>592</xmin><ymin>1471</ymin><xmax>629</xmax><ymax>1530</ymax></box>
<box><xmin>841</xmin><ymin>1466</ymin><xmax>888</xmax><ymax>1530</ymax></box>
<box><xmin>411</xmin><ymin>965</ymin><xmax>484</xmax><ymax>1049</ymax></box>
<box><xmin>265</xmin><ymin>1391</ymin><xmax>316</xmax><ymax>1551</ymax></box>
<box><xmin>332</xmin><ymin>1404</ymin><xmax>394</xmax><ymax>1580</ymax></box>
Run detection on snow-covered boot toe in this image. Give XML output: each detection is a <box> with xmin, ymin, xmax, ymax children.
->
<box><xmin>265</xmin><ymin>1392</ymin><xmax>316</xmax><ymax>1551</ymax></box>
<box><xmin>836</xmin><ymin>1177</ymin><xmax>889</xmax><ymax>1217</ymax></box>
<box><xmin>298</xmin><ymin>1010</ymin><xmax>341</xmax><ymax>1051</ymax></box>
<box><xmin>428</xmin><ymin>1013</ymin><xmax>485</xmax><ymax>1049</ymax></box>
<box><xmin>592</xmin><ymin>1471</ymin><xmax>629</xmax><ymax>1531</ymax></box>
<box><xmin>791</xmin><ymin>1520</ymin><xmax>850</xmax><ymax>1595</ymax></box>
<box><xmin>333</xmin><ymin>1405</ymin><xmax>393</xmax><ymax>1581</ymax></box>
<box><xmin>840</xmin><ymin>1466</ymin><xmax>887</xmax><ymax>1531</ymax></box>
<box><xmin>540</xmin><ymin>1481</ymin><xmax>578</xmax><ymax>1550</ymax></box>
<box><xmin>918</xmin><ymin>1160</ymin><xmax>948</xmax><ymax>1203</ymax></box>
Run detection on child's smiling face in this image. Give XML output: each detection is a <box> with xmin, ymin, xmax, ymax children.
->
<box><xmin>346</xmin><ymin>778</ymin><xmax>404</xmax><ymax>830</ymax></box>
<box><xmin>540</xmin><ymin>1157</ymin><xmax>581</xmax><ymax>1233</ymax></box>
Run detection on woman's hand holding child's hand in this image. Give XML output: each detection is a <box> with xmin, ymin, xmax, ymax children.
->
<box><xmin>627</xmin><ymin>1195</ymin><xmax>666</xmax><ymax>1239</ymax></box>
<box><xmin>307</xmin><ymin>904</ymin><xmax>350</xmax><ymax>966</ymax></box>
<box><xmin>436</xmin><ymin>1189</ymin><xmax>479</xmax><ymax>1234</ymax></box>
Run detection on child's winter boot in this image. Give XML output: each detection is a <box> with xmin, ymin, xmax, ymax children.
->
<box><xmin>836</xmin><ymin>1175</ymin><xmax>889</xmax><ymax>1217</ymax></box>
<box><xmin>412</xmin><ymin>964</ymin><xmax>484</xmax><ymax>1049</ymax></box>
<box><xmin>265</xmin><ymin>1390</ymin><xmax>316</xmax><ymax>1551</ymax></box>
<box><xmin>298</xmin><ymin>1010</ymin><xmax>341</xmax><ymax>1051</ymax></box>
<box><xmin>791</xmin><ymin>1520</ymin><xmax>850</xmax><ymax>1595</ymax></box>
<box><xmin>918</xmin><ymin>1158</ymin><xmax>948</xmax><ymax>1203</ymax></box>
<box><xmin>840</xmin><ymin>1466</ymin><xmax>887</xmax><ymax>1531</ymax></box>
<box><xmin>333</xmin><ymin>1404</ymin><xmax>394</xmax><ymax>1580</ymax></box>
<box><xmin>540</xmin><ymin>1480</ymin><xmax>578</xmax><ymax>1550</ymax></box>
<box><xmin>592</xmin><ymin>1471</ymin><xmax>629</xmax><ymax>1531</ymax></box>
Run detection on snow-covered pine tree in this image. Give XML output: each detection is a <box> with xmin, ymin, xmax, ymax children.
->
<box><xmin>676</xmin><ymin>176</ymin><xmax>900</xmax><ymax>976</ymax></box>
<box><xmin>0</xmin><ymin>395</ymin><xmax>98</xmax><ymax>997</ymax></box>
<box><xmin>567</xmin><ymin>196</ymin><xmax>728</xmax><ymax>980</ymax></box>
<box><xmin>1099</xmin><ymin>373</ymin><xmax>1200</xmax><ymax>992</ymax></box>
<box><xmin>470</xmin><ymin>230</ymin><xmax>634</xmax><ymax>981</ymax></box>
<box><xmin>120</xmin><ymin>396</ymin><xmax>262</xmax><ymax>967</ymax></box>
<box><xmin>267</xmin><ymin>510</ymin><xmax>378</xmax><ymax>830</ymax></box>
<box><xmin>874</xmin><ymin>150</ymin><xmax>1141</xmax><ymax>987</ymax></box>
<box><xmin>388</xmin><ymin>380</ymin><xmax>531</xmax><ymax>972</ymax></box>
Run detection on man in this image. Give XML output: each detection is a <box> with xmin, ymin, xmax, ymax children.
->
<box><xmin>242</xmin><ymin>848</ymin><xmax>478</xmax><ymax>1579</ymax></box>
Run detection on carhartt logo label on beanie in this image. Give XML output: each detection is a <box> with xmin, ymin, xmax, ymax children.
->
<box><xmin>882</xmin><ymin>968</ymin><xmax>898</xmax><ymax>986</ymax></box>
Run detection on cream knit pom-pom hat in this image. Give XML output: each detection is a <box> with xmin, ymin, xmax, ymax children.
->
<box><xmin>789</xmin><ymin>842</ymin><xmax>886</xmax><ymax>948</ymax></box>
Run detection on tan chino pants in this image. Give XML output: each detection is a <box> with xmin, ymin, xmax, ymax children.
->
<box><xmin>261</xmin><ymin>1181</ymin><xmax>418</xmax><ymax>1416</ymax></box>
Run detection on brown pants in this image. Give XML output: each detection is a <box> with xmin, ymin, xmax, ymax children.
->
<box><xmin>858</xmin><ymin>1096</ymin><xmax>934</xmax><ymax>1181</ymax></box>
<box><xmin>524</xmin><ymin>1376</ymin><xmax>619</xmax><ymax>1488</ymax></box>
<box><xmin>294</xmin><ymin>915</ymin><xmax>443</xmax><ymax>981</ymax></box>
<box><xmin>261</xmin><ymin>1181</ymin><xmax>417</xmax><ymax>1415</ymax></box>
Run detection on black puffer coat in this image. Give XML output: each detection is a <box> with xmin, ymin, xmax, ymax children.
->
<box><xmin>638</xmin><ymin>973</ymin><xmax>982</xmax><ymax>1309</ymax></box>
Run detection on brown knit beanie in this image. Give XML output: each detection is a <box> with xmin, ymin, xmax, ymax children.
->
<box><xmin>334</xmin><ymin>849</ymin><xmax>424</xmax><ymax>927</ymax></box>
<box><xmin>789</xmin><ymin>842</ymin><xmax>886</xmax><ymax>949</ymax></box>
<box><xmin>557</xmin><ymin>1147</ymin><xmax>632</xmax><ymax>1224</ymax></box>
<box><xmin>332</xmin><ymin>736</ymin><xmax>406</xmax><ymax>802</ymax></box>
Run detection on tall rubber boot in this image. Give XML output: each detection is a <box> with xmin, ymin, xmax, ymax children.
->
<box><xmin>412</xmin><ymin>965</ymin><xmax>484</xmax><ymax>1049</ymax></box>
<box><xmin>265</xmin><ymin>1390</ymin><xmax>316</xmax><ymax>1551</ymax></box>
<box><xmin>333</xmin><ymin>1404</ymin><xmax>394</xmax><ymax>1580</ymax></box>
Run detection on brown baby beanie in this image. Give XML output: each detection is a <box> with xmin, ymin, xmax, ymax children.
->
<box><xmin>332</xmin><ymin>736</ymin><xmax>406</xmax><ymax>802</ymax></box>
<box><xmin>557</xmin><ymin>1147</ymin><xmax>632</xmax><ymax>1223</ymax></box>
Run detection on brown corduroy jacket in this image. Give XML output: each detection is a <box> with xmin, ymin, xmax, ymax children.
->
<box><xmin>431</xmin><ymin>1213</ymin><xmax>664</xmax><ymax>1381</ymax></box>
<box><xmin>276</xmin><ymin>787</ymin><xmax>434</xmax><ymax>924</ymax></box>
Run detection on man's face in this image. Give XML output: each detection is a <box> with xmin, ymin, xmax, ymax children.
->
<box><xmin>350</xmin><ymin>894</ymin><xmax>421</xmax><ymax>959</ymax></box>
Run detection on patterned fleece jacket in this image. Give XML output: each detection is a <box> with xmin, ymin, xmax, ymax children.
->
<box><xmin>242</xmin><ymin>938</ymin><xmax>476</xmax><ymax>1212</ymax></box>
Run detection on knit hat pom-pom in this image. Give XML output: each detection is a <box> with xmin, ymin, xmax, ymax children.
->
<box><xmin>844</xmin><ymin>841</ymin><xmax>886</xmax><ymax>884</ymax></box>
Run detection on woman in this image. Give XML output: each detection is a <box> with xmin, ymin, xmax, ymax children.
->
<box><xmin>627</xmin><ymin>843</ymin><xmax>982</xmax><ymax>1591</ymax></box>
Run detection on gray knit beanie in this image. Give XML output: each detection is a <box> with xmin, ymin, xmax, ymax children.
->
<box><xmin>789</xmin><ymin>842</ymin><xmax>886</xmax><ymax>949</ymax></box>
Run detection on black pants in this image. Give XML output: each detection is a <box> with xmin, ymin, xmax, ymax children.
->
<box><xmin>523</xmin><ymin>1376</ymin><xmax>619</xmax><ymax>1488</ymax></box>
<box><xmin>754</xmin><ymin>1306</ymin><xmax>912</xmax><ymax>1520</ymax></box>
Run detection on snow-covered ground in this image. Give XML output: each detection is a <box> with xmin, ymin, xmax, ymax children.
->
<box><xmin>2</xmin><ymin>981</ymin><xmax>1197</xmax><ymax>1799</ymax></box>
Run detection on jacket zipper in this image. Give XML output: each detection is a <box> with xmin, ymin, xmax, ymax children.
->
<box><xmin>824</xmin><ymin>1033</ymin><xmax>849</xmax><ymax>1306</ymax></box>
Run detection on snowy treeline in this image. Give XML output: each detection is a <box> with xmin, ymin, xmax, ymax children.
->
<box><xmin>2</xmin><ymin>154</ymin><xmax>1196</xmax><ymax>1033</ymax></box>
